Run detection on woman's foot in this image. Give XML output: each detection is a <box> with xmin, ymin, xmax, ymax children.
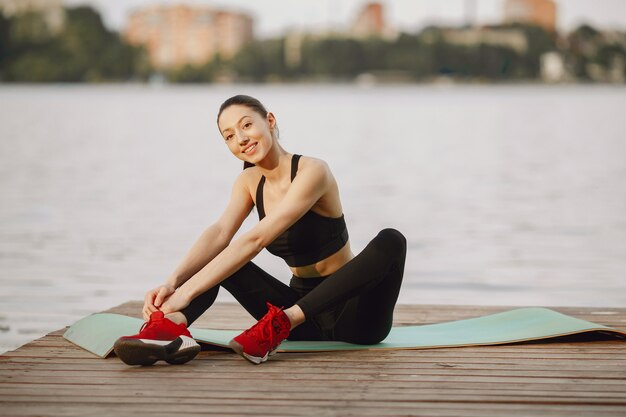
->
<box><xmin>114</xmin><ymin>311</ymin><xmax>200</xmax><ymax>366</ymax></box>
<box><xmin>229</xmin><ymin>301</ymin><xmax>291</xmax><ymax>364</ymax></box>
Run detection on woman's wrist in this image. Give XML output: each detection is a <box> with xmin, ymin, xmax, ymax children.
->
<box><xmin>164</xmin><ymin>277</ymin><xmax>180</xmax><ymax>290</ymax></box>
<box><xmin>177</xmin><ymin>283</ymin><xmax>195</xmax><ymax>304</ymax></box>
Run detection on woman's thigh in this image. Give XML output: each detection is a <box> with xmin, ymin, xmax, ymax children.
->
<box><xmin>331</xmin><ymin>261</ymin><xmax>404</xmax><ymax>344</ymax></box>
<box><xmin>326</xmin><ymin>229</ymin><xmax>407</xmax><ymax>344</ymax></box>
<box><xmin>294</xmin><ymin>228</ymin><xmax>406</xmax><ymax>319</ymax></box>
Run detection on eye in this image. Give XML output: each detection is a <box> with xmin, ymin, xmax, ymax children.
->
<box><xmin>243</xmin><ymin>122</ymin><xmax>252</xmax><ymax>128</ymax></box>
<box><xmin>225</xmin><ymin>134</ymin><xmax>233</xmax><ymax>141</ymax></box>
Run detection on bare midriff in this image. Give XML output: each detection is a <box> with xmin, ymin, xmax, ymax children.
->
<box><xmin>289</xmin><ymin>240</ymin><xmax>355</xmax><ymax>278</ymax></box>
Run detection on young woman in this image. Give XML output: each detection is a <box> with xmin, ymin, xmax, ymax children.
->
<box><xmin>114</xmin><ymin>95</ymin><xmax>407</xmax><ymax>365</ymax></box>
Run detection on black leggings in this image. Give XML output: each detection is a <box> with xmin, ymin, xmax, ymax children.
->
<box><xmin>181</xmin><ymin>228</ymin><xmax>407</xmax><ymax>344</ymax></box>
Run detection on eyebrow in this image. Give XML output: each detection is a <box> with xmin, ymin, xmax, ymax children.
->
<box><xmin>221</xmin><ymin>115</ymin><xmax>251</xmax><ymax>134</ymax></box>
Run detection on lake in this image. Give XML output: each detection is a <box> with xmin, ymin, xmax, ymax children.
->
<box><xmin>1</xmin><ymin>83</ymin><xmax>625</xmax><ymax>353</ymax></box>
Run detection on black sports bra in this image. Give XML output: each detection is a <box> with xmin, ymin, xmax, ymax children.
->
<box><xmin>254</xmin><ymin>154</ymin><xmax>349</xmax><ymax>267</ymax></box>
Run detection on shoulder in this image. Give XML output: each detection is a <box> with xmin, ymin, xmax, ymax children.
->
<box><xmin>297</xmin><ymin>155</ymin><xmax>331</xmax><ymax>179</ymax></box>
<box><xmin>233</xmin><ymin>165</ymin><xmax>261</xmax><ymax>197</ymax></box>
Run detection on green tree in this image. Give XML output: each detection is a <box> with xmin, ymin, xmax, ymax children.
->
<box><xmin>0</xmin><ymin>13</ymin><xmax>11</xmax><ymax>78</ymax></box>
<box><xmin>231</xmin><ymin>38</ymin><xmax>285</xmax><ymax>82</ymax></box>
<box><xmin>300</xmin><ymin>37</ymin><xmax>365</xmax><ymax>79</ymax></box>
<box><xmin>566</xmin><ymin>24</ymin><xmax>603</xmax><ymax>80</ymax></box>
<box><xmin>4</xmin><ymin>6</ymin><xmax>149</xmax><ymax>82</ymax></box>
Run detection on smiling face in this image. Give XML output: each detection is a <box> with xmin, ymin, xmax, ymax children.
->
<box><xmin>218</xmin><ymin>104</ymin><xmax>277</xmax><ymax>164</ymax></box>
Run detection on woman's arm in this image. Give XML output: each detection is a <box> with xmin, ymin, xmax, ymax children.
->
<box><xmin>144</xmin><ymin>172</ymin><xmax>254</xmax><ymax>317</ymax></box>
<box><xmin>165</xmin><ymin>173</ymin><xmax>254</xmax><ymax>289</ymax></box>
<box><xmin>160</xmin><ymin>159</ymin><xmax>331</xmax><ymax>314</ymax></box>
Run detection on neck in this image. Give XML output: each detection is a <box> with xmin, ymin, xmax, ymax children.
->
<box><xmin>255</xmin><ymin>145</ymin><xmax>292</xmax><ymax>184</ymax></box>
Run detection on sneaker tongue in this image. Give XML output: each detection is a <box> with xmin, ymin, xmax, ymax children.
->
<box><xmin>151</xmin><ymin>311</ymin><xmax>165</xmax><ymax>320</ymax></box>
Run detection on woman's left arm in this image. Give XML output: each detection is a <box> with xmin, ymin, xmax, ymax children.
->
<box><xmin>160</xmin><ymin>160</ymin><xmax>331</xmax><ymax>314</ymax></box>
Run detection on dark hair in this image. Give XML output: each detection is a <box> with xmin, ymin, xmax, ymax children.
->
<box><xmin>217</xmin><ymin>94</ymin><xmax>268</xmax><ymax>123</ymax></box>
<box><xmin>217</xmin><ymin>95</ymin><xmax>279</xmax><ymax>170</ymax></box>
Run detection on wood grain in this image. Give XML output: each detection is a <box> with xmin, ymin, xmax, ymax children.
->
<box><xmin>1</xmin><ymin>302</ymin><xmax>625</xmax><ymax>416</ymax></box>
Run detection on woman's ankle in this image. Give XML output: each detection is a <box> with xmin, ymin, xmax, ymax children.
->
<box><xmin>283</xmin><ymin>305</ymin><xmax>305</xmax><ymax>329</ymax></box>
<box><xmin>165</xmin><ymin>312</ymin><xmax>188</xmax><ymax>326</ymax></box>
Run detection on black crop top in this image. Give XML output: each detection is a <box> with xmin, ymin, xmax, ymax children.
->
<box><xmin>254</xmin><ymin>154</ymin><xmax>349</xmax><ymax>267</ymax></box>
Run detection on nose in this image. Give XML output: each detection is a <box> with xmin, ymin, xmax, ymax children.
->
<box><xmin>237</xmin><ymin>132</ymin><xmax>249</xmax><ymax>145</ymax></box>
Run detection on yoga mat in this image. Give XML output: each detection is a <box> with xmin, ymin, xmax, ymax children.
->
<box><xmin>63</xmin><ymin>307</ymin><xmax>626</xmax><ymax>358</ymax></box>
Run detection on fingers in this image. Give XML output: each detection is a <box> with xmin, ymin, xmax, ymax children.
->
<box><xmin>154</xmin><ymin>285</ymin><xmax>175</xmax><ymax>308</ymax></box>
<box><xmin>154</xmin><ymin>287</ymin><xmax>167</xmax><ymax>308</ymax></box>
<box><xmin>144</xmin><ymin>294</ymin><xmax>158</xmax><ymax>313</ymax></box>
<box><xmin>145</xmin><ymin>302</ymin><xmax>158</xmax><ymax>314</ymax></box>
<box><xmin>142</xmin><ymin>285</ymin><xmax>175</xmax><ymax>321</ymax></box>
<box><xmin>144</xmin><ymin>290</ymin><xmax>154</xmax><ymax>306</ymax></box>
<box><xmin>142</xmin><ymin>302</ymin><xmax>156</xmax><ymax>319</ymax></box>
<box><xmin>142</xmin><ymin>302</ymin><xmax>153</xmax><ymax>320</ymax></box>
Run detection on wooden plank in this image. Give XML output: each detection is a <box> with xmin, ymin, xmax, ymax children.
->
<box><xmin>2</xmin><ymin>393</ymin><xmax>626</xmax><ymax>407</ymax></box>
<box><xmin>1</xmin><ymin>355</ymin><xmax>625</xmax><ymax>376</ymax></box>
<box><xmin>2</xmin><ymin>373</ymin><xmax>625</xmax><ymax>387</ymax></box>
<box><xmin>0</xmin><ymin>381</ymin><xmax>626</xmax><ymax>394</ymax></box>
<box><xmin>2</xmin><ymin>357</ymin><xmax>625</xmax><ymax>371</ymax></box>
<box><xmin>3</xmin><ymin>401</ymin><xmax>626</xmax><ymax>417</ymax></box>
<box><xmin>2</xmin><ymin>378</ymin><xmax>623</xmax><ymax>393</ymax></box>
<box><xmin>3</xmin><ymin>351</ymin><xmax>626</xmax><ymax>365</ymax></box>
<box><xmin>5</xmin><ymin>344</ymin><xmax>626</xmax><ymax>361</ymax></box>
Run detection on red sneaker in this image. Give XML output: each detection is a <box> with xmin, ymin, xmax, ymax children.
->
<box><xmin>113</xmin><ymin>311</ymin><xmax>200</xmax><ymax>366</ymax></box>
<box><xmin>229</xmin><ymin>302</ymin><xmax>291</xmax><ymax>364</ymax></box>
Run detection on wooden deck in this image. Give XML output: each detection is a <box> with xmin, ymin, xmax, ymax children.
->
<box><xmin>1</xmin><ymin>302</ymin><xmax>625</xmax><ymax>416</ymax></box>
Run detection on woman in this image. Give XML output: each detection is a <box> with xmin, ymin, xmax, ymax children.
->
<box><xmin>114</xmin><ymin>95</ymin><xmax>407</xmax><ymax>366</ymax></box>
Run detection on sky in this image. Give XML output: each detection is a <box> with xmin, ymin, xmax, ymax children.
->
<box><xmin>65</xmin><ymin>0</ymin><xmax>626</xmax><ymax>37</ymax></box>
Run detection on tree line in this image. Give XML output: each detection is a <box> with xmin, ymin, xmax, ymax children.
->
<box><xmin>0</xmin><ymin>6</ymin><xmax>148</xmax><ymax>82</ymax></box>
<box><xmin>1</xmin><ymin>6</ymin><xmax>624</xmax><ymax>83</ymax></box>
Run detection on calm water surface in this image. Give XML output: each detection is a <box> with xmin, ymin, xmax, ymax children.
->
<box><xmin>1</xmin><ymin>84</ymin><xmax>625</xmax><ymax>353</ymax></box>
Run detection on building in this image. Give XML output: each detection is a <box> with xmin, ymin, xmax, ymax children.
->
<box><xmin>284</xmin><ymin>29</ymin><xmax>304</xmax><ymax>68</ymax></box>
<box><xmin>0</xmin><ymin>0</ymin><xmax>65</xmax><ymax>33</ymax></box>
<box><xmin>503</xmin><ymin>0</ymin><xmax>557</xmax><ymax>32</ymax></box>
<box><xmin>124</xmin><ymin>4</ymin><xmax>253</xmax><ymax>70</ymax></box>
<box><xmin>540</xmin><ymin>51</ymin><xmax>565</xmax><ymax>82</ymax></box>
<box><xmin>350</xmin><ymin>2</ymin><xmax>396</xmax><ymax>40</ymax></box>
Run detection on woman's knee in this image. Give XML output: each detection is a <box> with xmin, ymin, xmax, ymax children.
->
<box><xmin>376</xmin><ymin>228</ymin><xmax>407</xmax><ymax>255</ymax></box>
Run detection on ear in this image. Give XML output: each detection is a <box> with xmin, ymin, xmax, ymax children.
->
<box><xmin>266</xmin><ymin>112</ymin><xmax>276</xmax><ymax>130</ymax></box>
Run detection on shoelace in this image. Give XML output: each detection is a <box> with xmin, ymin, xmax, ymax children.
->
<box><xmin>244</xmin><ymin>303</ymin><xmax>285</xmax><ymax>348</ymax></box>
<box><xmin>137</xmin><ymin>314</ymin><xmax>162</xmax><ymax>335</ymax></box>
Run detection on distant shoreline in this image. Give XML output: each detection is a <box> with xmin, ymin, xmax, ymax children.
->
<box><xmin>1</xmin><ymin>80</ymin><xmax>626</xmax><ymax>87</ymax></box>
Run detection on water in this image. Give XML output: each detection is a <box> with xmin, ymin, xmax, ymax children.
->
<box><xmin>1</xmin><ymin>84</ymin><xmax>625</xmax><ymax>354</ymax></box>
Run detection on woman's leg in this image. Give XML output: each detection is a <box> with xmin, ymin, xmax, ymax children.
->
<box><xmin>332</xmin><ymin>258</ymin><xmax>405</xmax><ymax>344</ymax></box>
<box><xmin>181</xmin><ymin>261</ymin><xmax>299</xmax><ymax>325</ymax></box>
<box><xmin>295</xmin><ymin>228</ymin><xmax>407</xmax><ymax>344</ymax></box>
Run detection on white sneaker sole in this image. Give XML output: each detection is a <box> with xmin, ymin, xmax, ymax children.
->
<box><xmin>114</xmin><ymin>335</ymin><xmax>200</xmax><ymax>366</ymax></box>
<box><xmin>229</xmin><ymin>339</ymin><xmax>279</xmax><ymax>365</ymax></box>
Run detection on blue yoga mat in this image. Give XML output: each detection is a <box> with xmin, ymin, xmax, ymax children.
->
<box><xmin>63</xmin><ymin>307</ymin><xmax>625</xmax><ymax>358</ymax></box>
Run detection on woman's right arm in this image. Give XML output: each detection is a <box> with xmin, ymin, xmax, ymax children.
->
<box><xmin>144</xmin><ymin>172</ymin><xmax>254</xmax><ymax>316</ymax></box>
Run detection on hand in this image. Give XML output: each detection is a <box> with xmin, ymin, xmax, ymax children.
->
<box><xmin>142</xmin><ymin>284</ymin><xmax>175</xmax><ymax>320</ymax></box>
<box><xmin>159</xmin><ymin>289</ymin><xmax>191</xmax><ymax>315</ymax></box>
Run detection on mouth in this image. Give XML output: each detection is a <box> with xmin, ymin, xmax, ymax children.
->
<box><xmin>242</xmin><ymin>142</ymin><xmax>258</xmax><ymax>154</ymax></box>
